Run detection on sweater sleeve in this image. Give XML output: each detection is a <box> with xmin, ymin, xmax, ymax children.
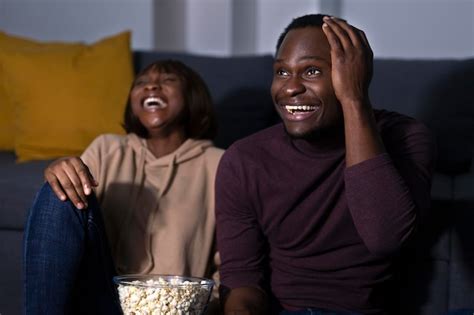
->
<box><xmin>215</xmin><ymin>146</ymin><xmax>267</xmax><ymax>291</ymax></box>
<box><xmin>344</xmin><ymin>122</ymin><xmax>436</xmax><ymax>257</ymax></box>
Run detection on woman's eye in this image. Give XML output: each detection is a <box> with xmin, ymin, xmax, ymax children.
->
<box><xmin>162</xmin><ymin>75</ymin><xmax>179</xmax><ymax>82</ymax></box>
<box><xmin>134</xmin><ymin>78</ymin><xmax>147</xmax><ymax>86</ymax></box>
<box><xmin>306</xmin><ymin>67</ymin><xmax>321</xmax><ymax>76</ymax></box>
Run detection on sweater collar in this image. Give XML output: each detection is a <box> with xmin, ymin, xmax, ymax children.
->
<box><xmin>282</xmin><ymin>124</ymin><xmax>346</xmax><ymax>158</ymax></box>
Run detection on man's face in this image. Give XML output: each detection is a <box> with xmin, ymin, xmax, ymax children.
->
<box><xmin>271</xmin><ymin>27</ymin><xmax>343</xmax><ymax>138</ymax></box>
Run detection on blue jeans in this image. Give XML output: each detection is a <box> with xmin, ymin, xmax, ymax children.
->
<box><xmin>23</xmin><ymin>183</ymin><xmax>121</xmax><ymax>314</ymax></box>
<box><xmin>280</xmin><ymin>309</ymin><xmax>362</xmax><ymax>315</ymax></box>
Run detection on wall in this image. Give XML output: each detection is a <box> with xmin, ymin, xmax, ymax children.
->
<box><xmin>0</xmin><ymin>0</ymin><xmax>155</xmax><ymax>49</ymax></box>
<box><xmin>0</xmin><ymin>0</ymin><xmax>472</xmax><ymax>58</ymax></box>
<box><xmin>340</xmin><ymin>0</ymin><xmax>474</xmax><ymax>59</ymax></box>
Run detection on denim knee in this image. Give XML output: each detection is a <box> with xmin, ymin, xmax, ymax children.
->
<box><xmin>23</xmin><ymin>183</ymin><xmax>90</xmax><ymax>314</ymax></box>
<box><xmin>27</xmin><ymin>182</ymin><xmax>87</xmax><ymax>228</ymax></box>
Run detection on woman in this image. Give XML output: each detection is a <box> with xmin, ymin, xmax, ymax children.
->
<box><xmin>23</xmin><ymin>60</ymin><xmax>224</xmax><ymax>314</ymax></box>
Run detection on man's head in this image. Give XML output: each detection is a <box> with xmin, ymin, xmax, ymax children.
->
<box><xmin>271</xmin><ymin>14</ymin><xmax>344</xmax><ymax>139</ymax></box>
<box><xmin>276</xmin><ymin>14</ymin><xmax>326</xmax><ymax>55</ymax></box>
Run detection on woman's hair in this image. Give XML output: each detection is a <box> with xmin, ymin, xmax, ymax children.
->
<box><xmin>123</xmin><ymin>59</ymin><xmax>217</xmax><ymax>140</ymax></box>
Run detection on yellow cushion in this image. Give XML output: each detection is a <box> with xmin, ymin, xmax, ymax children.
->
<box><xmin>0</xmin><ymin>31</ymin><xmax>133</xmax><ymax>161</ymax></box>
<box><xmin>0</xmin><ymin>31</ymin><xmax>83</xmax><ymax>150</ymax></box>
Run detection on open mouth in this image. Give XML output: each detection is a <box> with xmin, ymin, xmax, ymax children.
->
<box><xmin>284</xmin><ymin>105</ymin><xmax>318</xmax><ymax>115</ymax></box>
<box><xmin>143</xmin><ymin>97</ymin><xmax>167</xmax><ymax>111</ymax></box>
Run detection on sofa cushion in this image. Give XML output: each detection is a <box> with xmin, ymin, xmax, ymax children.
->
<box><xmin>0</xmin><ymin>152</ymin><xmax>50</xmax><ymax>229</ymax></box>
<box><xmin>370</xmin><ymin>59</ymin><xmax>474</xmax><ymax>175</ymax></box>
<box><xmin>0</xmin><ymin>31</ymin><xmax>83</xmax><ymax>150</ymax></box>
<box><xmin>454</xmin><ymin>171</ymin><xmax>474</xmax><ymax>201</ymax></box>
<box><xmin>398</xmin><ymin>260</ymin><xmax>449</xmax><ymax>315</ymax></box>
<box><xmin>431</xmin><ymin>173</ymin><xmax>453</xmax><ymax>201</ymax></box>
<box><xmin>0</xmin><ymin>230</ymin><xmax>23</xmax><ymax>315</ymax></box>
<box><xmin>448</xmin><ymin>205</ymin><xmax>474</xmax><ymax>310</ymax></box>
<box><xmin>1</xmin><ymin>31</ymin><xmax>133</xmax><ymax>162</ymax></box>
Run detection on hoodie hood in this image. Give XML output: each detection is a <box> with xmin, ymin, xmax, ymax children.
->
<box><xmin>127</xmin><ymin>133</ymin><xmax>214</xmax><ymax>166</ymax></box>
<box><xmin>127</xmin><ymin>133</ymin><xmax>214</xmax><ymax>199</ymax></box>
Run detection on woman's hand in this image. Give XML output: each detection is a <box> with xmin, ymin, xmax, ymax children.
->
<box><xmin>44</xmin><ymin>157</ymin><xmax>98</xmax><ymax>209</ymax></box>
<box><xmin>321</xmin><ymin>16</ymin><xmax>373</xmax><ymax>108</ymax></box>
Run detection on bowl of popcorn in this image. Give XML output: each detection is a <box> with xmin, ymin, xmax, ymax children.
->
<box><xmin>113</xmin><ymin>274</ymin><xmax>214</xmax><ymax>315</ymax></box>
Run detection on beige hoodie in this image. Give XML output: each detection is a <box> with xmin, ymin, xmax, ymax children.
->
<box><xmin>81</xmin><ymin>133</ymin><xmax>224</xmax><ymax>277</ymax></box>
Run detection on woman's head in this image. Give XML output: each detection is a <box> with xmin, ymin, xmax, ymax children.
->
<box><xmin>123</xmin><ymin>60</ymin><xmax>217</xmax><ymax>140</ymax></box>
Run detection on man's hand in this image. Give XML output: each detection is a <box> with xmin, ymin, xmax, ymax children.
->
<box><xmin>321</xmin><ymin>16</ymin><xmax>373</xmax><ymax>107</ymax></box>
<box><xmin>322</xmin><ymin>16</ymin><xmax>383</xmax><ymax>167</ymax></box>
<box><xmin>223</xmin><ymin>287</ymin><xmax>267</xmax><ymax>315</ymax></box>
<box><xmin>44</xmin><ymin>157</ymin><xmax>98</xmax><ymax>209</ymax></box>
<box><xmin>212</xmin><ymin>251</ymin><xmax>221</xmax><ymax>299</ymax></box>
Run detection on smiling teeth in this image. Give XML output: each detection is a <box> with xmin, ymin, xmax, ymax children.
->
<box><xmin>285</xmin><ymin>105</ymin><xmax>316</xmax><ymax>114</ymax></box>
<box><xmin>144</xmin><ymin>97</ymin><xmax>167</xmax><ymax>109</ymax></box>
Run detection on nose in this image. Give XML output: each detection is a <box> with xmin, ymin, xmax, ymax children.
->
<box><xmin>144</xmin><ymin>81</ymin><xmax>160</xmax><ymax>91</ymax></box>
<box><xmin>283</xmin><ymin>77</ymin><xmax>306</xmax><ymax>97</ymax></box>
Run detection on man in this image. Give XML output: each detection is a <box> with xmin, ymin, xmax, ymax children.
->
<box><xmin>215</xmin><ymin>14</ymin><xmax>435</xmax><ymax>314</ymax></box>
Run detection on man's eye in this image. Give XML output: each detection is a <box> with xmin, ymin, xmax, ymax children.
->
<box><xmin>276</xmin><ymin>69</ymin><xmax>289</xmax><ymax>76</ymax></box>
<box><xmin>306</xmin><ymin>67</ymin><xmax>321</xmax><ymax>76</ymax></box>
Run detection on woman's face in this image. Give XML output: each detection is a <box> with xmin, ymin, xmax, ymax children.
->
<box><xmin>130</xmin><ymin>67</ymin><xmax>187</xmax><ymax>137</ymax></box>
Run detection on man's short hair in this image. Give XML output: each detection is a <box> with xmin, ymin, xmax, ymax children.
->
<box><xmin>275</xmin><ymin>14</ymin><xmax>326</xmax><ymax>54</ymax></box>
<box><xmin>123</xmin><ymin>59</ymin><xmax>217</xmax><ymax>140</ymax></box>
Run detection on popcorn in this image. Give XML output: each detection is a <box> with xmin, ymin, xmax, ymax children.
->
<box><xmin>116</xmin><ymin>276</ymin><xmax>213</xmax><ymax>315</ymax></box>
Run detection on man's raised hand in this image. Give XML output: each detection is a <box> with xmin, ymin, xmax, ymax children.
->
<box><xmin>321</xmin><ymin>16</ymin><xmax>373</xmax><ymax>108</ymax></box>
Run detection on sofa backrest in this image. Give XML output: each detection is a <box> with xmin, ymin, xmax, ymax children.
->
<box><xmin>370</xmin><ymin>59</ymin><xmax>474</xmax><ymax>175</ymax></box>
<box><xmin>133</xmin><ymin>51</ymin><xmax>280</xmax><ymax>150</ymax></box>
<box><xmin>134</xmin><ymin>52</ymin><xmax>474</xmax><ymax>178</ymax></box>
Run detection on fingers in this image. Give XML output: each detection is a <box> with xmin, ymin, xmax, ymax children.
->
<box><xmin>44</xmin><ymin>171</ymin><xmax>67</xmax><ymax>201</ymax></box>
<box><xmin>44</xmin><ymin>157</ymin><xmax>97</xmax><ymax>209</ymax></box>
<box><xmin>323</xmin><ymin>16</ymin><xmax>353</xmax><ymax>52</ymax></box>
<box><xmin>323</xmin><ymin>16</ymin><xmax>368</xmax><ymax>52</ymax></box>
<box><xmin>211</xmin><ymin>269</ymin><xmax>220</xmax><ymax>299</ymax></box>
<box><xmin>45</xmin><ymin>161</ymin><xmax>85</xmax><ymax>209</ymax></box>
<box><xmin>322</xmin><ymin>16</ymin><xmax>373</xmax><ymax>75</ymax></box>
<box><xmin>214</xmin><ymin>251</ymin><xmax>221</xmax><ymax>267</ymax></box>
<box><xmin>64</xmin><ymin>163</ymin><xmax>89</xmax><ymax>209</ymax></box>
<box><xmin>358</xmin><ymin>29</ymin><xmax>374</xmax><ymax>58</ymax></box>
<box><xmin>211</xmin><ymin>251</ymin><xmax>221</xmax><ymax>299</ymax></box>
<box><xmin>68</xmin><ymin>157</ymin><xmax>97</xmax><ymax>194</ymax></box>
<box><xmin>321</xmin><ymin>16</ymin><xmax>373</xmax><ymax>106</ymax></box>
<box><xmin>322</xmin><ymin>18</ymin><xmax>344</xmax><ymax>53</ymax></box>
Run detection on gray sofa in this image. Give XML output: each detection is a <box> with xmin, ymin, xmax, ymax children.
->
<box><xmin>0</xmin><ymin>51</ymin><xmax>473</xmax><ymax>314</ymax></box>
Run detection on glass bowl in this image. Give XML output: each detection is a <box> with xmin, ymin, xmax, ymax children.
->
<box><xmin>113</xmin><ymin>274</ymin><xmax>214</xmax><ymax>315</ymax></box>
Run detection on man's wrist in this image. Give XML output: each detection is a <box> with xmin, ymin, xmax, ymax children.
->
<box><xmin>223</xmin><ymin>286</ymin><xmax>267</xmax><ymax>315</ymax></box>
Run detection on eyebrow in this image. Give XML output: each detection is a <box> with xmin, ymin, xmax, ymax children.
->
<box><xmin>274</xmin><ymin>56</ymin><xmax>330</xmax><ymax>65</ymax></box>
